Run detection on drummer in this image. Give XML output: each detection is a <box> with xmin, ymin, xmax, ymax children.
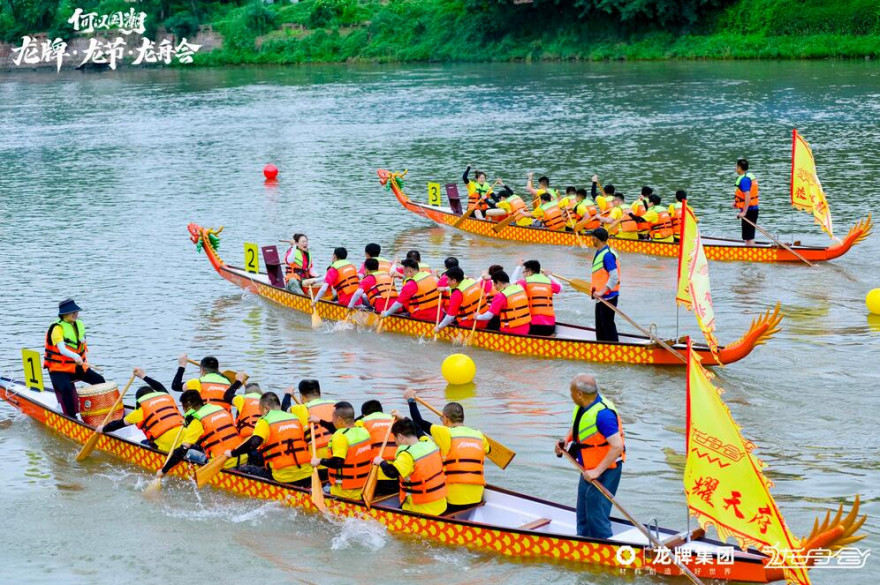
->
<box><xmin>97</xmin><ymin>367</ymin><xmax>184</xmax><ymax>452</ymax></box>
<box><xmin>44</xmin><ymin>298</ymin><xmax>105</xmax><ymax>417</ymax></box>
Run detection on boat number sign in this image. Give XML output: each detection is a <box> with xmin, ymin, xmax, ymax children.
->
<box><xmin>427</xmin><ymin>182</ymin><xmax>442</xmax><ymax>206</ymax></box>
<box><xmin>21</xmin><ymin>348</ymin><xmax>45</xmax><ymax>391</ymax></box>
<box><xmin>244</xmin><ymin>242</ymin><xmax>260</xmax><ymax>274</ymax></box>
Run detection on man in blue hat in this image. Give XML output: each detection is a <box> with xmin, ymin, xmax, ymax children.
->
<box><xmin>44</xmin><ymin>299</ymin><xmax>105</xmax><ymax>417</ymax></box>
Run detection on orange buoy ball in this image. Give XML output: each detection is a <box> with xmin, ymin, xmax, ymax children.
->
<box><xmin>263</xmin><ymin>164</ymin><xmax>278</xmax><ymax>180</ymax></box>
<box><xmin>441</xmin><ymin>353</ymin><xmax>476</xmax><ymax>385</ymax></box>
<box><xmin>867</xmin><ymin>288</ymin><xmax>880</xmax><ymax>315</ymax></box>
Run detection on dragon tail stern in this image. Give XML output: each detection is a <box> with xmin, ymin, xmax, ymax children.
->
<box><xmin>717</xmin><ymin>302</ymin><xmax>783</xmax><ymax>364</ymax></box>
<box><xmin>826</xmin><ymin>215</ymin><xmax>873</xmax><ymax>260</ymax></box>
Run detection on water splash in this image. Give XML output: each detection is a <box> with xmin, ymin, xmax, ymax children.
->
<box><xmin>163</xmin><ymin>499</ymin><xmax>288</xmax><ymax>526</ymax></box>
<box><xmin>329</xmin><ymin>516</ymin><xmax>388</xmax><ymax>551</ymax></box>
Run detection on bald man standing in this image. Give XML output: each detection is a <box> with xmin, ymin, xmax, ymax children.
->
<box><xmin>555</xmin><ymin>374</ymin><xmax>625</xmax><ymax>538</ymax></box>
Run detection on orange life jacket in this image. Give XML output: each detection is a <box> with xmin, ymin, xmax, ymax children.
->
<box><xmin>671</xmin><ymin>203</ymin><xmax>683</xmax><ymax>238</ymax></box>
<box><xmin>365</xmin><ymin>272</ymin><xmax>398</xmax><ymax>308</ymax></box>
<box><xmin>571</xmin><ymin>398</ymin><xmax>626</xmax><ymax>469</ymax></box>
<box><xmin>362</xmin><ymin>413</ymin><xmax>397</xmax><ymax>460</ymax></box>
<box><xmin>136</xmin><ymin>392</ymin><xmax>183</xmax><ymax>441</ymax></box>
<box><xmin>539</xmin><ymin>202</ymin><xmax>566</xmax><ymax>231</ymax></box>
<box><xmin>43</xmin><ymin>319</ymin><xmax>86</xmax><ymax>374</ymax></box>
<box><xmin>507</xmin><ymin>195</ymin><xmax>526</xmax><ymax>216</ymax></box>
<box><xmin>618</xmin><ymin>205</ymin><xmax>639</xmax><ymax>233</ymax></box>
<box><xmin>328</xmin><ymin>426</ymin><xmax>374</xmax><ymax>491</ymax></box>
<box><xmin>193</xmin><ymin>404</ymin><xmax>241</xmax><ymax>459</ymax></box>
<box><xmin>523</xmin><ymin>274</ymin><xmax>555</xmax><ymax>320</ymax></box>
<box><xmin>285</xmin><ymin>249</ymin><xmax>313</xmax><ymax>283</ymax></box>
<box><xmin>330</xmin><ymin>260</ymin><xmax>360</xmax><ymax>297</ymax></box>
<box><xmin>399</xmin><ymin>441</ymin><xmax>448</xmax><ymax>505</ymax></box>
<box><xmin>452</xmin><ymin>278</ymin><xmax>485</xmax><ymax>328</ymax></box>
<box><xmin>734</xmin><ymin>172</ymin><xmax>759</xmax><ymax>210</ymax></box>
<box><xmin>235</xmin><ymin>393</ymin><xmax>262</xmax><ymax>437</ymax></box>
<box><xmin>499</xmin><ymin>284</ymin><xmax>531</xmax><ymax>330</ymax></box>
<box><xmin>371</xmin><ymin>257</ymin><xmax>393</xmax><ymax>273</ymax></box>
<box><xmin>306</xmin><ymin>399</ymin><xmax>335</xmax><ymax>450</ymax></box>
<box><xmin>468</xmin><ymin>181</ymin><xmax>492</xmax><ymax>211</ymax></box>
<box><xmin>198</xmin><ymin>373</ymin><xmax>232</xmax><ymax>412</ymax></box>
<box><xmin>404</xmin><ymin>272</ymin><xmax>440</xmax><ymax>315</ymax></box>
<box><xmin>259</xmin><ymin>410</ymin><xmax>311</xmax><ymax>470</ymax></box>
<box><xmin>444</xmin><ymin>427</ymin><xmax>486</xmax><ymax>486</ymax></box>
<box><xmin>649</xmin><ymin>208</ymin><xmax>674</xmax><ymax>240</ymax></box>
<box><xmin>591</xmin><ymin>247</ymin><xmax>621</xmax><ymax>296</ymax></box>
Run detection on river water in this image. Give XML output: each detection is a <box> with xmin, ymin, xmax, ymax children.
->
<box><xmin>0</xmin><ymin>62</ymin><xmax>878</xmax><ymax>584</ymax></box>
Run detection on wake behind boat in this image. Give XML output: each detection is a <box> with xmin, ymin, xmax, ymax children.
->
<box><xmin>187</xmin><ymin>224</ymin><xmax>781</xmax><ymax>366</ymax></box>
<box><xmin>378</xmin><ymin>170</ymin><xmax>873</xmax><ymax>263</ymax></box>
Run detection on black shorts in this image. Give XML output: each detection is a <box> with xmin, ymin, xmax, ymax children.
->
<box><xmin>741</xmin><ymin>207</ymin><xmax>759</xmax><ymax>241</ymax></box>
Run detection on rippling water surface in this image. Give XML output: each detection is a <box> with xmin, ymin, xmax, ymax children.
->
<box><xmin>0</xmin><ymin>62</ymin><xmax>878</xmax><ymax>584</ymax></box>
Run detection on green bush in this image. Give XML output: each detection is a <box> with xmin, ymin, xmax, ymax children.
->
<box><xmin>164</xmin><ymin>12</ymin><xmax>199</xmax><ymax>39</ymax></box>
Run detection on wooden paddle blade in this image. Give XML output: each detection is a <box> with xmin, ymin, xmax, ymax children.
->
<box><xmin>492</xmin><ymin>213</ymin><xmax>517</xmax><ymax>233</ymax></box>
<box><xmin>486</xmin><ymin>435</ymin><xmax>516</xmax><ymax>470</ymax></box>
<box><xmin>362</xmin><ymin>466</ymin><xmax>380</xmax><ymax>510</ymax></box>
<box><xmin>195</xmin><ymin>455</ymin><xmax>229</xmax><ymax>488</ymax></box>
<box><xmin>75</xmin><ymin>432</ymin><xmax>102</xmax><ymax>462</ymax></box>
<box><xmin>311</xmin><ymin>471</ymin><xmax>328</xmax><ymax>512</ymax></box>
<box><xmin>566</xmin><ymin>278</ymin><xmax>594</xmax><ymax>295</ymax></box>
<box><xmin>222</xmin><ymin>370</ymin><xmax>244</xmax><ymax>384</ymax></box>
<box><xmin>311</xmin><ymin>310</ymin><xmax>322</xmax><ymax>329</ymax></box>
<box><xmin>452</xmin><ymin>207</ymin><xmax>475</xmax><ymax>228</ymax></box>
<box><xmin>143</xmin><ymin>478</ymin><xmax>162</xmax><ymax>498</ymax></box>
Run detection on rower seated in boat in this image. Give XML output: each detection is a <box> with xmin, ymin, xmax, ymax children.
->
<box><xmin>310</xmin><ymin>401</ymin><xmax>374</xmax><ymax>501</ymax></box>
<box><xmin>98</xmin><ymin>367</ymin><xmax>184</xmax><ymax>452</ymax></box>
<box><xmin>284</xmin><ymin>379</ymin><xmax>335</xmax><ymax>464</ymax></box>
<box><xmin>643</xmin><ymin>194</ymin><xmax>674</xmax><ymax>243</ymax></box>
<box><xmin>348</xmin><ymin>258</ymin><xmax>398</xmax><ymax>312</ymax></box>
<box><xmin>405</xmin><ymin>389</ymin><xmax>489</xmax><ymax>514</ymax></box>
<box><xmin>382</xmin><ymin>259</ymin><xmax>443</xmax><ymax>323</ymax></box>
<box><xmin>172</xmin><ymin>354</ymin><xmax>240</xmax><ymax>412</ymax></box>
<box><xmin>433</xmin><ymin>267</ymin><xmax>487</xmax><ymax>334</ymax></box>
<box><xmin>360</xmin><ymin>400</ymin><xmax>399</xmax><ymax>496</ymax></box>
<box><xmin>512</xmin><ymin>260</ymin><xmax>562</xmax><ymax>337</ymax></box>
<box><xmin>284</xmin><ymin>233</ymin><xmax>317</xmax><ymax>295</ymax></box>
<box><xmin>358</xmin><ymin>242</ymin><xmax>393</xmax><ymax>277</ymax></box>
<box><xmin>311</xmin><ymin>247</ymin><xmax>360</xmax><ymax>308</ymax></box>
<box><xmin>525</xmin><ymin>193</ymin><xmax>567</xmax><ymax>231</ymax></box>
<box><xmin>226</xmin><ymin>392</ymin><xmax>314</xmax><ymax>486</ymax></box>
<box><xmin>155</xmin><ymin>390</ymin><xmax>246</xmax><ymax>482</ymax></box>
<box><xmin>463</xmin><ymin>165</ymin><xmax>498</xmax><ymax>219</ymax></box>
<box><xmin>232</xmin><ymin>381</ymin><xmax>263</xmax><ymax>438</ymax></box>
<box><xmin>474</xmin><ymin>270</ymin><xmax>531</xmax><ymax>335</ymax></box>
<box><xmin>555</xmin><ymin>374</ymin><xmax>625</xmax><ymax>539</ymax></box>
<box><xmin>598</xmin><ymin>193</ymin><xmax>639</xmax><ymax>240</ymax></box>
<box><xmin>374</xmin><ymin>418</ymin><xmax>448</xmax><ymax>516</ymax></box>
<box><xmin>393</xmin><ymin>250</ymin><xmax>430</xmax><ymax>278</ymax></box>
<box><xmin>494</xmin><ymin>189</ymin><xmax>531</xmax><ymax>226</ymax></box>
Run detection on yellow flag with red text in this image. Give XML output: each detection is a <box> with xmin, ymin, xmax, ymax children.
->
<box><xmin>675</xmin><ymin>202</ymin><xmax>719</xmax><ymax>359</ymax></box>
<box><xmin>684</xmin><ymin>344</ymin><xmax>811</xmax><ymax>585</ymax></box>
<box><xmin>791</xmin><ymin>129</ymin><xmax>834</xmax><ymax>239</ymax></box>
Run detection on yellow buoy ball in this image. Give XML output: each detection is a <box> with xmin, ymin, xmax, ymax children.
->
<box><xmin>441</xmin><ymin>353</ymin><xmax>476</xmax><ymax>385</ymax></box>
<box><xmin>867</xmin><ymin>289</ymin><xmax>880</xmax><ymax>315</ymax></box>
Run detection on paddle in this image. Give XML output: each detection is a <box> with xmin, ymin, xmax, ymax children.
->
<box><xmin>564</xmin><ymin>208</ymin><xmax>589</xmax><ymax>249</ymax></box>
<box><xmin>559</xmin><ymin>449</ymin><xmax>705</xmax><ymax>585</ymax></box>
<box><xmin>309</xmin><ymin>422</ymin><xmax>329</xmax><ymax>513</ymax></box>
<box><xmin>739</xmin><ymin>216</ymin><xmax>815</xmax><ymax>266</ymax></box>
<box><xmin>143</xmin><ymin>424</ymin><xmax>186</xmax><ymax>497</ymax></box>
<box><xmin>432</xmin><ymin>294</ymin><xmax>444</xmax><ymax>342</ymax></box>
<box><xmin>307</xmin><ymin>286</ymin><xmax>323</xmax><ymax>329</ymax></box>
<box><xmin>492</xmin><ymin>210</ymin><xmax>521</xmax><ymax>233</ymax></box>
<box><xmin>553</xmin><ymin>275</ymin><xmax>687</xmax><ymax>364</ymax></box>
<box><xmin>75</xmin><ymin>374</ymin><xmax>136</xmax><ymax>462</ymax></box>
<box><xmin>185</xmin><ymin>359</ymin><xmax>246</xmax><ymax>386</ymax></box>
<box><xmin>362</xmin><ymin>422</ymin><xmax>394</xmax><ymax>510</ymax></box>
<box><xmin>452</xmin><ymin>205</ymin><xmax>477</xmax><ymax>228</ymax></box>
<box><xmin>464</xmin><ymin>284</ymin><xmax>487</xmax><ymax>347</ymax></box>
<box><xmin>375</xmin><ymin>279</ymin><xmax>397</xmax><ymax>333</ymax></box>
<box><xmin>194</xmin><ymin>436</ymin><xmax>251</xmax><ymax>488</ymax></box>
<box><xmin>414</xmin><ymin>396</ymin><xmax>515</xmax><ymax>469</ymax></box>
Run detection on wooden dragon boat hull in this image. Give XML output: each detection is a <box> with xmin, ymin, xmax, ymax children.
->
<box><xmin>187</xmin><ymin>224</ymin><xmax>782</xmax><ymax>366</ymax></box>
<box><xmin>377</xmin><ymin>170</ymin><xmax>873</xmax><ymax>263</ymax></box>
<box><xmin>0</xmin><ymin>378</ymin><xmax>778</xmax><ymax>582</ymax></box>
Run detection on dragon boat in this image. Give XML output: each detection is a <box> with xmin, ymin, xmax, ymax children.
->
<box><xmin>187</xmin><ymin>223</ymin><xmax>781</xmax><ymax>366</ymax></box>
<box><xmin>378</xmin><ymin>170</ymin><xmax>873</xmax><ymax>263</ymax></box>
<box><xmin>0</xmin><ymin>377</ymin><xmax>861</xmax><ymax>582</ymax></box>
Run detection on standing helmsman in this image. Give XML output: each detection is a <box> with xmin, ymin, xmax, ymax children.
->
<box><xmin>555</xmin><ymin>374</ymin><xmax>625</xmax><ymax>539</ymax></box>
<box><xmin>589</xmin><ymin>228</ymin><xmax>620</xmax><ymax>342</ymax></box>
<box><xmin>44</xmin><ymin>299</ymin><xmax>105</xmax><ymax>417</ymax></box>
<box><xmin>733</xmin><ymin>158</ymin><xmax>759</xmax><ymax>246</ymax></box>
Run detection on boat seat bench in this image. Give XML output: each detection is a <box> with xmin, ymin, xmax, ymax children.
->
<box><xmin>518</xmin><ymin>518</ymin><xmax>551</xmax><ymax>531</ymax></box>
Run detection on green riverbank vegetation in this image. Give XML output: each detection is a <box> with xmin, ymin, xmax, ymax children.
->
<box><xmin>3</xmin><ymin>0</ymin><xmax>880</xmax><ymax>62</ymax></box>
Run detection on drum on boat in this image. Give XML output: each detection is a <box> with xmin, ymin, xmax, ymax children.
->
<box><xmin>77</xmin><ymin>382</ymin><xmax>122</xmax><ymax>427</ymax></box>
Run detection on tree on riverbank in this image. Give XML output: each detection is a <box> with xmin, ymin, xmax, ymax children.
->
<box><xmin>2</xmin><ymin>0</ymin><xmax>880</xmax><ymax>61</ymax></box>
